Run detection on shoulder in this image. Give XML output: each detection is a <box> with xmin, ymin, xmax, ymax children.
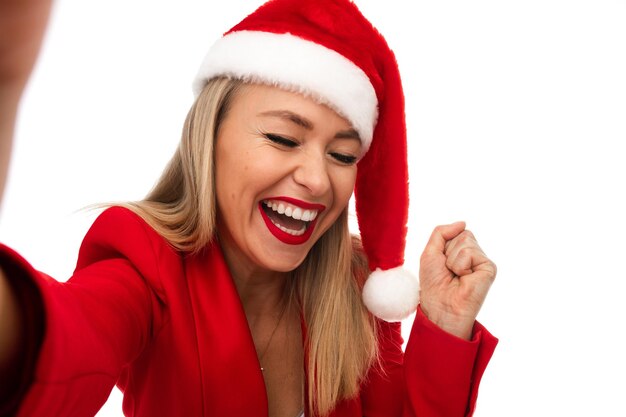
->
<box><xmin>75</xmin><ymin>206</ymin><xmax>181</xmax><ymax>292</ymax></box>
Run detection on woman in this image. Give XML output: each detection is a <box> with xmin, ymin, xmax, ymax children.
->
<box><xmin>0</xmin><ymin>1</ymin><xmax>498</xmax><ymax>416</ymax></box>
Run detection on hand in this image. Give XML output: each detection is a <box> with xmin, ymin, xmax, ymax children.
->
<box><xmin>0</xmin><ymin>0</ymin><xmax>53</xmax><ymax>206</ymax></box>
<box><xmin>419</xmin><ymin>222</ymin><xmax>497</xmax><ymax>340</ymax></box>
<box><xmin>0</xmin><ymin>0</ymin><xmax>53</xmax><ymax>89</ymax></box>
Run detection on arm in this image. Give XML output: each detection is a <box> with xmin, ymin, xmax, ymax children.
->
<box><xmin>0</xmin><ymin>0</ymin><xmax>53</xmax><ymax>203</ymax></box>
<box><xmin>402</xmin><ymin>308</ymin><xmax>497</xmax><ymax>416</ymax></box>
<box><xmin>0</xmin><ymin>207</ymin><xmax>169</xmax><ymax>416</ymax></box>
<box><xmin>1</xmin><ymin>1</ymin><xmax>54</xmax><ymax>395</ymax></box>
<box><xmin>0</xmin><ymin>267</ymin><xmax>20</xmax><ymax>375</ymax></box>
<box><xmin>0</xmin><ymin>244</ymin><xmax>45</xmax><ymax>417</ymax></box>
<box><xmin>361</xmin><ymin>222</ymin><xmax>498</xmax><ymax>416</ymax></box>
<box><xmin>360</xmin><ymin>311</ymin><xmax>497</xmax><ymax>417</ymax></box>
<box><xmin>0</xmin><ymin>266</ymin><xmax>24</xmax><ymax>402</ymax></box>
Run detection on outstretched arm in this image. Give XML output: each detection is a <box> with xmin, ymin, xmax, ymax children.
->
<box><xmin>0</xmin><ymin>0</ymin><xmax>52</xmax><ymax>404</ymax></box>
<box><xmin>0</xmin><ymin>267</ymin><xmax>22</xmax><ymax>382</ymax></box>
<box><xmin>0</xmin><ymin>0</ymin><xmax>53</xmax><ymax>203</ymax></box>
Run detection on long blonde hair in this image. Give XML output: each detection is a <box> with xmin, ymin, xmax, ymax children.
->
<box><xmin>124</xmin><ymin>77</ymin><xmax>378</xmax><ymax>416</ymax></box>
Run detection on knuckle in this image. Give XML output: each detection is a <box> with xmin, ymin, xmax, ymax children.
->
<box><xmin>458</xmin><ymin>247</ymin><xmax>473</xmax><ymax>258</ymax></box>
<box><xmin>460</xmin><ymin>230</ymin><xmax>475</xmax><ymax>243</ymax></box>
<box><xmin>490</xmin><ymin>261</ymin><xmax>498</xmax><ymax>278</ymax></box>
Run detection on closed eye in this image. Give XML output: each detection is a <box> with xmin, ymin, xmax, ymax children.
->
<box><xmin>330</xmin><ymin>152</ymin><xmax>357</xmax><ymax>165</ymax></box>
<box><xmin>264</xmin><ymin>133</ymin><xmax>298</xmax><ymax>148</ymax></box>
<box><xmin>264</xmin><ymin>132</ymin><xmax>357</xmax><ymax>164</ymax></box>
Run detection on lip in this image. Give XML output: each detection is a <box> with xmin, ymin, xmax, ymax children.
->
<box><xmin>258</xmin><ymin>196</ymin><xmax>326</xmax><ymax>245</ymax></box>
<box><xmin>264</xmin><ymin>196</ymin><xmax>327</xmax><ymax>211</ymax></box>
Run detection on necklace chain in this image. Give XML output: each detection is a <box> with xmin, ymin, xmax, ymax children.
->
<box><xmin>258</xmin><ymin>302</ymin><xmax>288</xmax><ymax>372</ymax></box>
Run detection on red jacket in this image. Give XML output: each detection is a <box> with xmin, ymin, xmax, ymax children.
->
<box><xmin>0</xmin><ymin>207</ymin><xmax>497</xmax><ymax>417</ymax></box>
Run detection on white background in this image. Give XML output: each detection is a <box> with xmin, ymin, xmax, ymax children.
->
<box><xmin>1</xmin><ymin>0</ymin><xmax>625</xmax><ymax>416</ymax></box>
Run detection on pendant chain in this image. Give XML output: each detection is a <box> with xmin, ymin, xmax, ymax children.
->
<box><xmin>258</xmin><ymin>301</ymin><xmax>288</xmax><ymax>372</ymax></box>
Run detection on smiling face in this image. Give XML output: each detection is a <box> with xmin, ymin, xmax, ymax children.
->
<box><xmin>214</xmin><ymin>83</ymin><xmax>362</xmax><ymax>275</ymax></box>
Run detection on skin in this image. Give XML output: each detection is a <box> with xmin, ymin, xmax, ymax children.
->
<box><xmin>215</xmin><ymin>84</ymin><xmax>361</xmax><ymax>281</ymax></box>
<box><xmin>0</xmin><ymin>2</ymin><xmax>497</xmax><ymax>414</ymax></box>
<box><xmin>0</xmin><ymin>0</ymin><xmax>53</xmax><ymax>204</ymax></box>
<box><xmin>420</xmin><ymin>222</ymin><xmax>497</xmax><ymax>340</ymax></box>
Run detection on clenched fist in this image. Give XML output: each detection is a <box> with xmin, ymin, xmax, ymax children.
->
<box><xmin>419</xmin><ymin>222</ymin><xmax>496</xmax><ymax>340</ymax></box>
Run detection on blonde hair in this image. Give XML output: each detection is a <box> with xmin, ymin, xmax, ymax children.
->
<box><xmin>124</xmin><ymin>77</ymin><xmax>378</xmax><ymax>416</ymax></box>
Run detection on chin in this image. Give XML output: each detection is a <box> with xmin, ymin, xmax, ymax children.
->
<box><xmin>257</xmin><ymin>246</ymin><xmax>310</xmax><ymax>273</ymax></box>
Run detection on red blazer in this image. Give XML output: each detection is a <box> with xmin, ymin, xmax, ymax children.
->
<box><xmin>0</xmin><ymin>207</ymin><xmax>497</xmax><ymax>417</ymax></box>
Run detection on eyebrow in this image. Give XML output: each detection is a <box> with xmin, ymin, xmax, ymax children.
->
<box><xmin>259</xmin><ymin>110</ymin><xmax>361</xmax><ymax>142</ymax></box>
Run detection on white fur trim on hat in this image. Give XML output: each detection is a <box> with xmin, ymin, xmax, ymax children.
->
<box><xmin>362</xmin><ymin>267</ymin><xmax>419</xmax><ymax>322</ymax></box>
<box><xmin>192</xmin><ymin>30</ymin><xmax>378</xmax><ymax>152</ymax></box>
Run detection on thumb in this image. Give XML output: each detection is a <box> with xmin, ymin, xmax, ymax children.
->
<box><xmin>423</xmin><ymin>221</ymin><xmax>466</xmax><ymax>255</ymax></box>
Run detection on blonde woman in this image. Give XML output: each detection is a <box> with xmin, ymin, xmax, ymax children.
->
<box><xmin>0</xmin><ymin>1</ymin><xmax>498</xmax><ymax>416</ymax></box>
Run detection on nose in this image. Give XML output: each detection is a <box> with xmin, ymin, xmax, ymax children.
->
<box><xmin>292</xmin><ymin>153</ymin><xmax>331</xmax><ymax>197</ymax></box>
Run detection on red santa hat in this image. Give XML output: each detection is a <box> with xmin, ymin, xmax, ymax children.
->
<box><xmin>193</xmin><ymin>0</ymin><xmax>418</xmax><ymax>322</ymax></box>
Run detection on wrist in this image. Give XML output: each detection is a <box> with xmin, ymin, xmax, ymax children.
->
<box><xmin>419</xmin><ymin>303</ymin><xmax>475</xmax><ymax>340</ymax></box>
<box><xmin>0</xmin><ymin>266</ymin><xmax>22</xmax><ymax>373</ymax></box>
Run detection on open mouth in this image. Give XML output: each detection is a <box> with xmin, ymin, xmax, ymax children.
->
<box><xmin>258</xmin><ymin>198</ymin><xmax>325</xmax><ymax>244</ymax></box>
<box><xmin>261</xmin><ymin>199</ymin><xmax>319</xmax><ymax>235</ymax></box>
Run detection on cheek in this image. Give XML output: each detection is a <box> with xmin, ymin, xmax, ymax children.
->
<box><xmin>316</xmin><ymin>167</ymin><xmax>355</xmax><ymax>233</ymax></box>
<box><xmin>215</xmin><ymin>146</ymin><xmax>275</xmax><ymax>213</ymax></box>
<box><xmin>215</xmin><ymin>148</ymin><xmax>246</xmax><ymax>219</ymax></box>
<box><xmin>332</xmin><ymin>167</ymin><xmax>357</xmax><ymax>205</ymax></box>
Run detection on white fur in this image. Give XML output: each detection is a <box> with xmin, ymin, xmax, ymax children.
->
<box><xmin>362</xmin><ymin>267</ymin><xmax>419</xmax><ymax>322</ymax></box>
<box><xmin>192</xmin><ymin>31</ymin><xmax>378</xmax><ymax>152</ymax></box>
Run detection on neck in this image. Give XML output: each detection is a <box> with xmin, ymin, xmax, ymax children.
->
<box><xmin>233</xmin><ymin>270</ymin><xmax>290</xmax><ymax>321</ymax></box>
<box><xmin>218</xmin><ymin>235</ymin><xmax>291</xmax><ymax>319</ymax></box>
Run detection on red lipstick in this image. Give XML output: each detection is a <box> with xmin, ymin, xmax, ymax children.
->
<box><xmin>258</xmin><ymin>197</ymin><xmax>326</xmax><ymax>245</ymax></box>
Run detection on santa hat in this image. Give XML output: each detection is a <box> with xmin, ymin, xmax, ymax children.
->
<box><xmin>193</xmin><ymin>0</ymin><xmax>418</xmax><ymax>322</ymax></box>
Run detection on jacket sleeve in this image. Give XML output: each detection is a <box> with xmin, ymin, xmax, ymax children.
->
<box><xmin>0</xmin><ymin>207</ymin><xmax>170</xmax><ymax>417</ymax></box>
<box><xmin>360</xmin><ymin>307</ymin><xmax>498</xmax><ymax>417</ymax></box>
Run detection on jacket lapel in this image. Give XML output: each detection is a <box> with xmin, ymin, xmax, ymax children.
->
<box><xmin>184</xmin><ymin>241</ymin><xmax>268</xmax><ymax>416</ymax></box>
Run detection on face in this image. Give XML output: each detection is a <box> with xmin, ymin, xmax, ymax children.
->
<box><xmin>214</xmin><ymin>83</ymin><xmax>362</xmax><ymax>275</ymax></box>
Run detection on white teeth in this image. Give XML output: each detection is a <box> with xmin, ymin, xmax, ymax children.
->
<box><xmin>262</xmin><ymin>199</ymin><xmax>320</xmax><ymax>224</ymax></box>
<box><xmin>269</xmin><ymin>217</ymin><xmax>306</xmax><ymax>236</ymax></box>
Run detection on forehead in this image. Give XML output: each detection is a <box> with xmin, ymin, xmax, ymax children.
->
<box><xmin>228</xmin><ymin>83</ymin><xmax>354</xmax><ymax>130</ymax></box>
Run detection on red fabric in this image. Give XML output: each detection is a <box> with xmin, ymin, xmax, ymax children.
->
<box><xmin>1</xmin><ymin>207</ymin><xmax>497</xmax><ymax>417</ymax></box>
<box><xmin>0</xmin><ymin>245</ymin><xmax>45</xmax><ymax>417</ymax></box>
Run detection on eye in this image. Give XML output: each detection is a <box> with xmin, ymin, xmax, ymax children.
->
<box><xmin>264</xmin><ymin>133</ymin><xmax>298</xmax><ymax>148</ymax></box>
<box><xmin>329</xmin><ymin>152</ymin><xmax>357</xmax><ymax>165</ymax></box>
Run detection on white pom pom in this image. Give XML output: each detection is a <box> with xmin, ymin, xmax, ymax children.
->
<box><xmin>362</xmin><ymin>267</ymin><xmax>419</xmax><ymax>322</ymax></box>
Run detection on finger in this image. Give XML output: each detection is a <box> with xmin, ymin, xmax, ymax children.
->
<box><xmin>445</xmin><ymin>246</ymin><xmax>475</xmax><ymax>277</ymax></box>
<box><xmin>474</xmin><ymin>257</ymin><xmax>497</xmax><ymax>280</ymax></box>
<box><xmin>447</xmin><ymin>247</ymin><xmax>496</xmax><ymax>281</ymax></box>
<box><xmin>423</xmin><ymin>221</ymin><xmax>466</xmax><ymax>256</ymax></box>
<box><xmin>444</xmin><ymin>229</ymin><xmax>478</xmax><ymax>255</ymax></box>
<box><xmin>460</xmin><ymin>263</ymin><xmax>497</xmax><ymax>304</ymax></box>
